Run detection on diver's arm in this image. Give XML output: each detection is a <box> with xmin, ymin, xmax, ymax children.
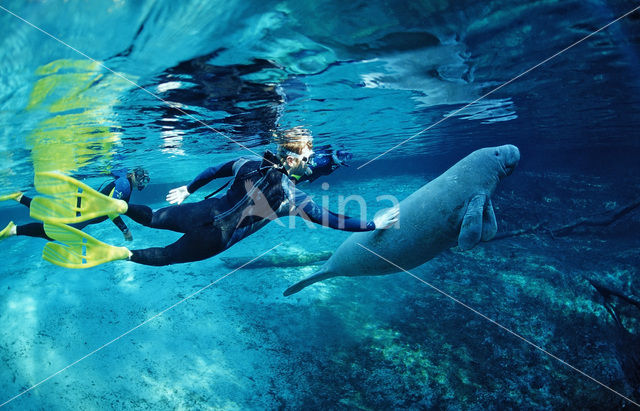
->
<box><xmin>320</xmin><ymin>207</ymin><xmax>376</xmax><ymax>231</ymax></box>
<box><xmin>166</xmin><ymin>159</ymin><xmax>236</xmax><ymax>204</ymax></box>
<box><xmin>109</xmin><ymin>179</ymin><xmax>133</xmax><ymax>239</ymax></box>
<box><xmin>186</xmin><ymin>160</ymin><xmax>236</xmax><ymax>193</ymax></box>
<box><xmin>100</xmin><ymin>178</ymin><xmax>133</xmax><ymax>239</ymax></box>
<box><xmin>292</xmin><ymin>188</ymin><xmax>375</xmax><ymax>232</ymax></box>
<box><xmin>111</xmin><ymin>216</ymin><xmax>133</xmax><ymax>241</ymax></box>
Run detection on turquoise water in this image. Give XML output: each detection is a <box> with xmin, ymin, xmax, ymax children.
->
<box><xmin>1</xmin><ymin>0</ymin><xmax>639</xmax><ymax>408</ymax></box>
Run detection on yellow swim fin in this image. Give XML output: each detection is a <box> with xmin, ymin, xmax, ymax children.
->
<box><xmin>0</xmin><ymin>221</ymin><xmax>16</xmax><ymax>241</ymax></box>
<box><xmin>30</xmin><ymin>171</ymin><xmax>128</xmax><ymax>224</ymax></box>
<box><xmin>43</xmin><ymin>223</ymin><xmax>130</xmax><ymax>269</ymax></box>
<box><xmin>0</xmin><ymin>192</ymin><xmax>22</xmax><ymax>202</ymax></box>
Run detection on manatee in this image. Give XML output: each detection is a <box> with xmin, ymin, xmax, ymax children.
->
<box><xmin>283</xmin><ymin>144</ymin><xmax>520</xmax><ymax>296</ymax></box>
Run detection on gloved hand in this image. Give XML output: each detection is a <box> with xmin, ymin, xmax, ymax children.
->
<box><xmin>373</xmin><ymin>206</ymin><xmax>400</xmax><ymax>229</ymax></box>
<box><xmin>123</xmin><ymin>229</ymin><xmax>133</xmax><ymax>241</ymax></box>
<box><xmin>166</xmin><ymin>185</ymin><xmax>190</xmax><ymax>205</ymax></box>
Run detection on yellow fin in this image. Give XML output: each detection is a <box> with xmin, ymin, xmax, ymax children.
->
<box><xmin>43</xmin><ymin>223</ymin><xmax>130</xmax><ymax>269</ymax></box>
<box><xmin>30</xmin><ymin>171</ymin><xmax>127</xmax><ymax>223</ymax></box>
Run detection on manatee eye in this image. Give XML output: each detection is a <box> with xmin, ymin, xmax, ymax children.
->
<box><xmin>494</xmin><ymin>150</ymin><xmax>500</xmax><ymax>157</ymax></box>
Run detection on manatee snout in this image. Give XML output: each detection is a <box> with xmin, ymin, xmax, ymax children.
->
<box><xmin>497</xmin><ymin>144</ymin><xmax>520</xmax><ymax>176</ymax></box>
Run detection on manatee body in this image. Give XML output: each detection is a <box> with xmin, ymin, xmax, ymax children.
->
<box><xmin>283</xmin><ymin>144</ymin><xmax>520</xmax><ymax>296</ymax></box>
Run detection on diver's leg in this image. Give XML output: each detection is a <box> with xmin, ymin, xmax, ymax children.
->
<box><xmin>13</xmin><ymin>218</ymin><xmax>106</xmax><ymax>241</ymax></box>
<box><xmin>125</xmin><ymin>199</ymin><xmax>215</xmax><ymax>233</ymax></box>
<box><xmin>19</xmin><ymin>194</ymin><xmax>31</xmax><ymax>208</ymax></box>
<box><xmin>12</xmin><ymin>195</ymin><xmax>106</xmax><ymax>240</ymax></box>
<box><xmin>129</xmin><ymin>229</ymin><xmax>223</xmax><ymax>266</ymax></box>
<box><xmin>123</xmin><ymin>204</ymin><xmax>154</xmax><ymax>226</ymax></box>
<box><xmin>71</xmin><ymin>216</ymin><xmax>108</xmax><ymax>230</ymax></box>
<box><xmin>16</xmin><ymin>222</ymin><xmax>53</xmax><ymax>240</ymax></box>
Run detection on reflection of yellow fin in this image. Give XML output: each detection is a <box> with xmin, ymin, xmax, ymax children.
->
<box><xmin>31</xmin><ymin>171</ymin><xmax>127</xmax><ymax>224</ymax></box>
<box><xmin>35</xmin><ymin>59</ymin><xmax>100</xmax><ymax>76</ymax></box>
<box><xmin>28</xmin><ymin>59</ymin><xmax>102</xmax><ymax>110</ymax></box>
<box><xmin>26</xmin><ymin>59</ymin><xmax>135</xmax><ymax>174</ymax></box>
<box><xmin>43</xmin><ymin>223</ymin><xmax>130</xmax><ymax>269</ymax></box>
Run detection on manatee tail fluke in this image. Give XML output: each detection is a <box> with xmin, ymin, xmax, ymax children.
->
<box><xmin>283</xmin><ymin>268</ymin><xmax>335</xmax><ymax>296</ymax></box>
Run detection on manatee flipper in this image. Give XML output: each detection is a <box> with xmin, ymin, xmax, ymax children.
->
<box><xmin>283</xmin><ymin>267</ymin><xmax>335</xmax><ymax>296</ymax></box>
<box><xmin>458</xmin><ymin>194</ymin><xmax>485</xmax><ymax>251</ymax></box>
<box><xmin>481</xmin><ymin>199</ymin><xmax>498</xmax><ymax>241</ymax></box>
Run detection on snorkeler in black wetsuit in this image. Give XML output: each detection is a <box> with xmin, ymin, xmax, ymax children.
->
<box><xmin>125</xmin><ymin>150</ymin><xmax>385</xmax><ymax>266</ymax></box>
<box><xmin>0</xmin><ymin>167</ymin><xmax>149</xmax><ymax>242</ymax></box>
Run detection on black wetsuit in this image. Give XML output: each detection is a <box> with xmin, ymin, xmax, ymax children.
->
<box><xmin>17</xmin><ymin>176</ymin><xmax>133</xmax><ymax>240</ymax></box>
<box><xmin>125</xmin><ymin>151</ymin><xmax>375</xmax><ymax>266</ymax></box>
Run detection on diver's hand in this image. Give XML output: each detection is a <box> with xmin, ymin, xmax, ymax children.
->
<box><xmin>123</xmin><ymin>229</ymin><xmax>133</xmax><ymax>241</ymax></box>
<box><xmin>167</xmin><ymin>185</ymin><xmax>190</xmax><ymax>204</ymax></box>
<box><xmin>373</xmin><ymin>206</ymin><xmax>399</xmax><ymax>229</ymax></box>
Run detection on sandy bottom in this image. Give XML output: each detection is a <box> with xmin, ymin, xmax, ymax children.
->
<box><xmin>1</xmin><ymin>171</ymin><xmax>638</xmax><ymax>409</ymax></box>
